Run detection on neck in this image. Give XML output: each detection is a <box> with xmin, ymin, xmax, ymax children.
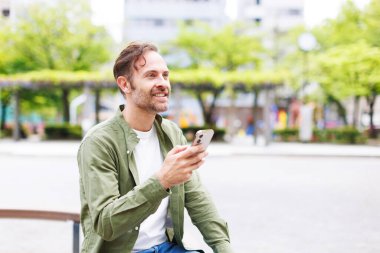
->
<box><xmin>122</xmin><ymin>104</ymin><xmax>156</xmax><ymax>132</ymax></box>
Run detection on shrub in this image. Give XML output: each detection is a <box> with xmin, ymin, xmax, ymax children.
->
<box><xmin>0</xmin><ymin>128</ymin><xmax>13</xmax><ymax>138</ymax></box>
<box><xmin>273</xmin><ymin>127</ymin><xmax>366</xmax><ymax>144</ymax></box>
<box><xmin>272</xmin><ymin>128</ymin><xmax>299</xmax><ymax>142</ymax></box>
<box><xmin>44</xmin><ymin>124</ymin><xmax>82</xmax><ymax>140</ymax></box>
<box><xmin>328</xmin><ymin>127</ymin><xmax>366</xmax><ymax>144</ymax></box>
<box><xmin>181</xmin><ymin>126</ymin><xmax>226</xmax><ymax>142</ymax></box>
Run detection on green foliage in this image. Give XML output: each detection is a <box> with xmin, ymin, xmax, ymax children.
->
<box><xmin>225</xmin><ymin>70</ymin><xmax>289</xmax><ymax>90</ymax></box>
<box><xmin>0</xmin><ymin>70</ymin><xmax>114</xmax><ymax>87</ymax></box>
<box><xmin>0</xmin><ymin>0</ymin><xmax>112</xmax><ymax>74</ymax></box>
<box><xmin>313</xmin><ymin>0</ymin><xmax>365</xmax><ymax>49</ymax></box>
<box><xmin>170</xmin><ymin>69</ymin><xmax>287</xmax><ymax>89</ymax></box>
<box><xmin>0</xmin><ymin>24</ymin><xmax>15</xmax><ymax>74</ymax></box>
<box><xmin>314</xmin><ymin>41</ymin><xmax>380</xmax><ymax>100</ymax></box>
<box><xmin>0</xmin><ymin>128</ymin><xmax>12</xmax><ymax>138</ymax></box>
<box><xmin>272</xmin><ymin>128</ymin><xmax>299</xmax><ymax>142</ymax></box>
<box><xmin>273</xmin><ymin>127</ymin><xmax>366</xmax><ymax>144</ymax></box>
<box><xmin>169</xmin><ymin>22</ymin><xmax>264</xmax><ymax>71</ymax></box>
<box><xmin>313</xmin><ymin>127</ymin><xmax>365</xmax><ymax>144</ymax></box>
<box><xmin>44</xmin><ymin>124</ymin><xmax>82</xmax><ymax>140</ymax></box>
<box><xmin>19</xmin><ymin>89</ymin><xmax>62</xmax><ymax>121</ymax></box>
<box><xmin>170</xmin><ymin>69</ymin><xmax>225</xmax><ymax>87</ymax></box>
<box><xmin>364</xmin><ymin>0</ymin><xmax>380</xmax><ymax>47</ymax></box>
<box><xmin>276</xmin><ymin>25</ymin><xmax>316</xmax><ymax>91</ymax></box>
<box><xmin>181</xmin><ymin>126</ymin><xmax>226</xmax><ymax>142</ymax></box>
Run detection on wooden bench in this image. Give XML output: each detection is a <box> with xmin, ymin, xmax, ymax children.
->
<box><xmin>0</xmin><ymin>209</ymin><xmax>80</xmax><ymax>253</ymax></box>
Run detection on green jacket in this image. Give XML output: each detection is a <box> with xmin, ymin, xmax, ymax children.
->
<box><xmin>77</xmin><ymin>105</ymin><xmax>233</xmax><ymax>253</ymax></box>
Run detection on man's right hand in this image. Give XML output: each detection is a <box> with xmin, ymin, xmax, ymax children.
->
<box><xmin>156</xmin><ymin>145</ymin><xmax>208</xmax><ymax>189</ymax></box>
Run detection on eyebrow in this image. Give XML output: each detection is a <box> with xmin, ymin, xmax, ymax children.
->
<box><xmin>143</xmin><ymin>69</ymin><xmax>170</xmax><ymax>75</ymax></box>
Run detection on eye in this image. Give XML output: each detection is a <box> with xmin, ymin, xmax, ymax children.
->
<box><xmin>163</xmin><ymin>72</ymin><xmax>169</xmax><ymax>79</ymax></box>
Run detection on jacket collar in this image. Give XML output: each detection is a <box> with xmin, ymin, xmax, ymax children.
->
<box><xmin>114</xmin><ymin>104</ymin><xmax>169</xmax><ymax>150</ymax></box>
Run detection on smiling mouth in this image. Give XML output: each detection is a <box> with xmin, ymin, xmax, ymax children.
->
<box><xmin>153</xmin><ymin>93</ymin><xmax>167</xmax><ymax>97</ymax></box>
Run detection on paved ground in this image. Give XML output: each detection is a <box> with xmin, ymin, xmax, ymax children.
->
<box><xmin>0</xmin><ymin>140</ymin><xmax>380</xmax><ymax>252</ymax></box>
<box><xmin>0</xmin><ymin>138</ymin><xmax>379</xmax><ymax>158</ymax></box>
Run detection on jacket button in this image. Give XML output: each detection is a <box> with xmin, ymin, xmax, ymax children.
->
<box><xmin>135</xmin><ymin>226</ymin><xmax>139</xmax><ymax>231</ymax></box>
<box><xmin>127</xmin><ymin>150</ymin><xmax>130</xmax><ymax>154</ymax></box>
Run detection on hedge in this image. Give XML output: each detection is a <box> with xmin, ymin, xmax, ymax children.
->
<box><xmin>44</xmin><ymin>124</ymin><xmax>82</xmax><ymax>140</ymax></box>
<box><xmin>181</xmin><ymin>126</ymin><xmax>226</xmax><ymax>142</ymax></box>
<box><xmin>273</xmin><ymin>127</ymin><xmax>366</xmax><ymax>144</ymax></box>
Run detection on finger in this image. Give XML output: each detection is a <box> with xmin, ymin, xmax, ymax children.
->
<box><xmin>184</xmin><ymin>151</ymin><xmax>207</xmax><ymax>166</ymax></box>
<box><xmin>180</xmin><ymin>145</ymin><xmax>205</xmax><ymax>158</ymax></box>
<box><xmin>169</xmin><ymin>145</ymin><xmax>188</xmax><ymax>155</ymax></box>
<box><xmin>186</xmin><ymin>159</ymin><xmax>205</xmax><ymax>171</ymax></box>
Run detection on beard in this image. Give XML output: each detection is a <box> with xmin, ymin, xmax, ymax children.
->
<box><xmin>130</xmin><ymin>82</ymin><xmax>170</xmax><ymax>113</ymax></box>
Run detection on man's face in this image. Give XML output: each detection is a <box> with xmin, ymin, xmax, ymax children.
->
<box><xmin>129</xmin><ymin>51</ymin><xmax>170</xmax><ymax>114</ymax></box>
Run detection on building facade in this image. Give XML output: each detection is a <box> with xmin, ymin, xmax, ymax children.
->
<box><xmin>122</xmin><ymin>0</ymin><xmax>228</xmax><ymax>44</ymax></box>
<box><xmin>0</xmin><ymin>0</ymin><xmax>10</xmax><ymax>18</ymax></box>
<box><xmin>236</xmin><ymin>0</ymin><xmax>304</xmax><ymax>31</ymax></box>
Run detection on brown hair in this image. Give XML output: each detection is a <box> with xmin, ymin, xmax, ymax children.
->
<box><xmin>113</xmin><ymin>41</ymin><xmax>158</xmax><ymax>96</ymax></box>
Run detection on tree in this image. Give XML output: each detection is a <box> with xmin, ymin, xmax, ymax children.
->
<box><xmin>314</xmin><ymin>42</ymin><xmax>380</xmax><ymax>137</ymax></box>
<box><xmin>312</xmin><ymin>0</ymin><xmax>365</xmax><ymax>50</ymax></box>
<box><xmin>1</xmin><ymin>1</ymin><xmax>112</xmax><ymax>72</ymax></box>
<box><xmin>0</xmin><ymin>0</ymin><xmax>113</xmax><ymax>127</ymax></box>
<box><xmin>363</xmin><ymin>0</ymin><xmax>380</xmax><ymax>47</ymax></box>
<box><xmin>289</xmin><ymin>0</ymin><xmax>380</xmax><ymax>132</ymax></box>
<box><xmin>165</xmin><ymin>22</ymin><xmax>265</xmax><ymax>127</ymax></box>
<box><xmin>169</xmin><ymin>22</ymin><xmax>264</xmax><ymax>71</ymax></box>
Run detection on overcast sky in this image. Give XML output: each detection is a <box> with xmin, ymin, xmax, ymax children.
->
<box><xmin>90</xmin><ymin>0</ymin><xmax>371</xmax><ymax>42</ymax></box>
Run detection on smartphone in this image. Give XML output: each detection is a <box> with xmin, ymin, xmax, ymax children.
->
<box><xmin>191</xmin><ymin>129</ymin><xmax>214</xmax><ymax>149</ymax></box>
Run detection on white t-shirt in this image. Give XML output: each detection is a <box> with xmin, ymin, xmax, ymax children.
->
<box><xmin>132</xmin><ymin>126</ymin><xmax>169</xmax><ymax>252</ymax></box>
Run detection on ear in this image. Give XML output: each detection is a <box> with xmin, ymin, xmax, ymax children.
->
<box><xmin>116</xmin><ymin>76</ymin><xmax>132</xmax><ymax>94</ymax></box>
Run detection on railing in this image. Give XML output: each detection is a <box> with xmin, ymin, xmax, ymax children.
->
<box><xmin>0</xmin><ymin>209</ymin><xmax>80</xmax><ymax>253</ymax></box>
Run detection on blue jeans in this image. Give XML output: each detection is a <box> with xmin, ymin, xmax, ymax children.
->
<box><xmin>137</xmin><ymin>242</ymin><xmax>201</xmax><ymax>253</ymax></box>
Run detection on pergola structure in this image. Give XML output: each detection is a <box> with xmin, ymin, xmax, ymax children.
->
<box><xmin>0</xmin><ymin>69</ymin><xmax>288</xmax><ymax>144</ymax></box>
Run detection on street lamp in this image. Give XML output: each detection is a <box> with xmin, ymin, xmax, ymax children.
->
<box><xmin>297</xmin><ymin>32</ymin><xmax>317</xmax><ymax>97</ymax></box>
<box><xmin>297</xmin><ymin>32</ymin><xmax>317</xmax><ymax>142</ymax></box>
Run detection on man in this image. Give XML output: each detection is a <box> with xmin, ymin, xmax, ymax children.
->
<box><xmin>77</xmin><ymin>42</ymin><xmax>233</xmax><ymax>253</ymax></box>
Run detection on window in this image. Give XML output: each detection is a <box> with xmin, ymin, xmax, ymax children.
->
<box><xmin>2</xmin><ymin>8</ymin><xmax>10</xmax><ymax>17</ymax></box>
<box><xmin>288</xmin><ymin>8</ymin><xmax>301</xmax><ymax>16</ymax></box>
<box><xmin>254</xmin><ymin>17</ymin><xmax>261</xmax><ymax>25</ymax></box>
<box><xmin>154</xmin><ymin>19</ymin><xmax>164</xmax><ymax>26</ymax></box>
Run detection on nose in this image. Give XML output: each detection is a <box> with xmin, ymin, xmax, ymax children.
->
<box><xmin>156</xmin><ymin>75</ymin><xmax>170</xmax><ymax>89</ymax></box>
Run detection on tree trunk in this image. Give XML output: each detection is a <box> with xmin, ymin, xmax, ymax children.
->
<box><xmin>1</xmin><ymin>91</ymin><xmax>11</xmax><ymax>130</ymax></box>
<box><xmin>252</xmin><ymin>88</ymin><xmax>260</xmax><ymax>145</ymax></box>
<box><xmin>196</xmin><ymin>92</ymin><xmax>207</xmax><ymax>125</ymax></box>
<box><xmin>367</xmin><ymin>93</ymin><xmax>377</xmax><ymax>139</ymax></box>
<box><xmin>1</xmin><ymin>103</ymin><xmax>7</xmax><ymax>130</ymax></box>
<box><xmin>352</xmin><ymin>95</ymin><xmax>360</xmax><ymax>127</ymax></box>
<box><xmin>12</xmin><ymin>90</ymin><xmax>21</xmax><ymax>141</ymax></box>
<box><xmin>327</xmin><ymin>94</ymin><xmax>348</xmax><ymax>126</ymax></box>
<box><xmin>95</xmin><ymin>89</ymin><xmax>101</xmax><ymax>124</ymax></box>
<box><xmin>263</xmin><ymin>88</ymin><xmax>272</xmax><ymax>146</ymax></box>
<box><xmin>206</xmin><ymin>88</ymin><xmax>223</xmax><ymax>127</ymax></box>
<box><xmin>196</xmin><ymin>87</ymin><xmax>224</xmax><ymax>127</ymax></box>
<box><xmin>322</xmin><ymin>103</ymin><xmax>328</xmax><ymax>129</ymax></box>
<box><xmin>62</xmin><ymin>88</ymin><xmax>70</xmax><ymax>123</ymax></box>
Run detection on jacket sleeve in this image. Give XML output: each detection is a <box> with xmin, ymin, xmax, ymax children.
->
<box><xmin>78</xmin><ymin>136</ymin><xmax>169</xmax><ymax>241</ymax></box>
<box><xmin>181</xmin><ymin>135</ymin><xmax>234</xmax><ymax>253</ymax></box>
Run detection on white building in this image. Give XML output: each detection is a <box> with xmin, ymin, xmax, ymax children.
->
<box><xmin>236</xmin><ymin>0</ymin><xmax>304</xmax><ymax>31</ymax></box>
<box><xmin>0</xmin><ymin>0</ymin><xmax>10</xmax><ymax>18</ymax></box>
<box><xmin>122</xmin><ymin>0</ymin><xmax>228</xmax><ymax>44</ymax></box>
<box><xmin>122</xmin><ymin>0</ymin><xmax>305</xmax><ymax>45</ymax></box>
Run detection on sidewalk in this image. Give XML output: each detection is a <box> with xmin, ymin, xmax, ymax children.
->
<box><xmin>0</xmin><ymin>137</ymin><xmax>379</xmax><ymax>158</ymax></box>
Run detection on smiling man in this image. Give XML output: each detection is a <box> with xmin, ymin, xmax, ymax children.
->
<box><xmin>77</xmin><ymin>42</ymin><xmax>233</xmax><ymax>253</ymax></box>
